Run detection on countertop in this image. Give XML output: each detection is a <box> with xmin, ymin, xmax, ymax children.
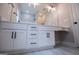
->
<box><xmin>0</xmin><ymin>21</ymin><xmax>70</xmax><ymax>31</ymax></box>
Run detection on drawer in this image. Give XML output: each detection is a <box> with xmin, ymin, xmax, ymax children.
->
<box><xmin>27</xmin><ymin>41</ymin><xmax>39</xmax><ymax>49</ymax></box>
<box><xmin>0</xmin><ymin>22</ymin><xmax>26</xmax><ymax>30</ymax></box>
<box><xmin>28</xmin><ymin>25</ymin><xmax>38</xmax><ymax>31</ymax></box>
<box><xmin>28</xmin><ymin>31</ymin><xmax>38</xmax><ymax>39</ymax></box>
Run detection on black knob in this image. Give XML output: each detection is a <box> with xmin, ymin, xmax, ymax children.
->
<box><xmin>73</xmin><ymin>22</ymin><xmax>77</xmax><ymax>24</ymax></box>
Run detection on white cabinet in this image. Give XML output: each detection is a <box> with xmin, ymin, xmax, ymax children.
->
<box><xmin>71</xmin><ymin>4</ymin><xmax>79</xmax><ymax>20</ymax></box>
<box><xmin>13</xmin><ymin>30</ymin><xmax>26</xmax><ymax>49</ymax></box>
<box><xmin>38</xmin><ymin>25</ymin><xmax>55</xmax><ymax>48</ymax></box>
<box><xmin>27</xmin><ymin>24</ymin><xmax>39</xmax><ymax>49</ymax></box>
<box><xmin>71</xmin><ymin>4</ymin><xmax>79</xmax><ymax>47</ymax></box>
<box><xmin>76</xmin><ymin>4</ymin><xmax>79</xmax><ymax>19</ymax></box>
<box><xmin>0</xmin><ymin>22</ymin><xmax>55</xmax><ymax>51</ymax></box>
<box><xmin>0</xmin><ymin>30</ymin><xmax>27</xmax><ymax>51</ymax></box>
<box><xmin>0</xmin><ymin>22</ymin><xmax>27</xmax><ymax>51</ymax></box>
<box><xmin>0</xmin><ymin>30</ymin><xmax>14</xmax><ymax>50</ymax></box>
<box><xmin>27</xmin><ymin>24</ymin><xmax>55</xmax><ymax>49</ymax></box>
<box><xmin>39</xmin><ymin>30</ymin><xmax>55</xmax><ymax>47</ymax></box>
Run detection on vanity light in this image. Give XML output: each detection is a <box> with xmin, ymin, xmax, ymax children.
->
<box><xmin>51</xmin><ymin>7</ymin><xmax>56</xmax><ymax>12</ymax></box>
<box><xmin>46</xmin><ymin>6</ymin><xmax>52</xmax><ymax>12</ymax></box>
<box><xmin>33</xmin><ymin>3</ymin><xmax>39</xmax><ymax>6</ymax></box>
<box><xmin>46</xmin><ymin>5</ymin><xmax>56</xmax><ymax>13</ymax></box>
<box><xmin>29</xmin><ymin>3</ymin><xmax>39</xmax><ymax>8</ymax></box>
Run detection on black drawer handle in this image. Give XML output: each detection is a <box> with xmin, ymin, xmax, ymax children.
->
<box><xmin>31</xmin><ymin>27</ymin><xmax>36</xmax><ymax>28</ymax></box>
<box><xmin>14</xmin><ymin>32</ymin><xmax>16</xmax><ymax>39</ymax></box>
<box><xmin>30</xmin><ymin>42</ymin><xmax>36</xmax><ymax>44</ymax></box>
<box><xmin>31</xmin><ymin>34</ymin><xmax>37</xmax><ymax>35</ymax></box>
<box><xmin>11</xmin><ymin>32</ymin><xmax>14</xmax><ymax>39</ymax></box>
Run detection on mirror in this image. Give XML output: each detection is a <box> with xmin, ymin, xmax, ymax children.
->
<box><xmin>17</xmin><ymin>3</ymin><xmax>56</xmax><ymax>24</ymax></box>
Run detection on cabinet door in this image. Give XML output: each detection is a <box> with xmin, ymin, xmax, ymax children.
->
<box><xmin>76</xmin><ymin>4</ymin><xmax>79</xmax><ymax>19</ymax></box>
<box><xmin>13</xmin><ymin>30</ymin><xmax>27</xmax><ymax>49</ymax></box>
<box><xmin>71</xmin><ymin>4</ymin><xmax>79</xmax><ymax>47</ymax></box>
<box><xmin>73</xmin><ymin>22</ymin><xmax>79</xmax><ymax>47</ymax></box>
<box><xmin>75</xmin><ymin>4</ymin><xmax>79</xmax><ymax>46</ymax></box>
<box><xmin>39</xmin><ymin>30</ymin><xmax>55</xmax><ymax>47</ymax></box>
<box><xmin>71</xmin><ymin>4</ymin><xmax>79</xmax><ymax>20</ymax></box>
<box><xmin>0</xmin><ymin>30</ymin><xmax>14</xmax><ymax>51</ymax></box>
<box><xmin>48</xmin><ymin>31</ymin><xmax>55</xmax><ymax>46</ymax></box>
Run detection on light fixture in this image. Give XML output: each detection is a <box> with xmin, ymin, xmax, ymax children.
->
<box><xmin>46</xmin><ymin>5</ymin><xmax>56</xmax><ymax>13</ymax></box>
<box><xmin>31</xmin><ymin>3</ymin><xmax>40</xmax><ymax>8</ymax></box>
<box><xmin>28</xmin><ymin>3</ymin><xmax>39</xmax><ymax>7</ymax></box>
<box><xmin>51</xmin><ymin>7</ymin><xmax>56</xmax><ymax>12</ymax></box>
<box><xmin>46</xmin><ymin>6</ymin><xmax>52</xmax><ymax>12</ymax></box>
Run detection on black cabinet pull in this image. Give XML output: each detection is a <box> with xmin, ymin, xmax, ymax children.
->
<box><xmin>47</xmin><ymin>33</ymin><xmax>50</xmax><ymax>38</ymax></box>
<box><xmin>11</xmin><ymin>32</ymin><xmax>13</xmax><ymax>39</ymax></box>
<box><xmin>14</xmin><ymin>32</ymin><xmax>16</xmax><ymax>39</ymax></box>
<box><xmin>31</xmin><ymin>27</ymin><xmax>36</xmax><ymax>28</ymax></box>
<box><xmin>73</xmin><ymin>22</ymin><xmax>78</xmax><ymax>24</ymax></box>
<box><xmin>30</xmin><ymin>42</ymin><xmax>36</xmax><ymax>44</ymax></box>
<box><xmin>31</xmin><ymin>34</ymin><xmax>37</xmax><ymax>35</ymax></box>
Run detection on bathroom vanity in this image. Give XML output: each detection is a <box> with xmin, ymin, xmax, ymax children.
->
<box><xmin>0</xmin><ymin>21</ymin><xmax>69</xmax><ymax>52</ymax></box>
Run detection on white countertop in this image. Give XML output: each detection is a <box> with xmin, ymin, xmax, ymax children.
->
<box><xmin>0</xmin><ymin>21</ymin><xmax>70</xmax><ymax>31</ymax></box>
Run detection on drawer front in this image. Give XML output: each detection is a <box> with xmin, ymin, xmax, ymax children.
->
<box><xmin>28</xmin><ymin>25</ymin><xmax>38</xmax><ymax>31</ymax></box>
<box><xmin>27</xmin><ymin>41</ymin><xmax>39</xmax><ymax>49</ymax></box>
<box><xmin>28</xmin><ymin>31</ymin><xmax>38</xmax><ymax>39</ymax></box>
<box><xmin>0</xmin><ymin>22</ymin><xmax>26</xmax><ymax>30</ymax></box>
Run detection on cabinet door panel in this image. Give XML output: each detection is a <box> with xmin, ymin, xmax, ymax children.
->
<box><xmin>71</xmin><ymin>4</ymin><xmax>79</xmax><ymax>47</ymax></box>
<box><xmin>39</xmin><ymin>31</ymin><xmax>55</xmax><ymax>47</ymax></box>
<box><xmin>13</xmin><ymin>30</ymin><xmax>27</xmax><ymax>49</ymax></box>
<box><xmin>0</xmin><ymin>30</ymin><xmax>14</xmax><ymax>51</ymax></box>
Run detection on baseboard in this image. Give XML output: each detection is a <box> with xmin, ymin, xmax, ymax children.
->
<box><xmin>24</xmin><ymin>45</ymin><xmax>54</xmax><ymax>53</ymax></box>
<box><xmin>56</xmin><ymin>41</ymin><xmax>61</xmax><ymax>44</ymax></box>
<box><xmin>62</xmin><ymin>41</ymin><xmax>76</xmax><ymax>47</ymax></box>
<box><xmin>56</xmin><ymin>41</ymin><xmax>63</xmax><ymax>46</ymax></box>
<box><xmin>0</xmin><ymin>45</ymin><xmax>54</xmax><ymax>55</ymax></box>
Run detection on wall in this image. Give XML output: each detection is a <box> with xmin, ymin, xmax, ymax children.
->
<box><xmin>45</xmin><ymin>9</ymin><xmax>58</xmax><ymax>26</ymax></box>
<box><xmin>0</xmin><ymin>3</ymin><xmax>11</xmax><ymax>21</ymax></box>
<box><xmin>52</xmin><ymin>4</ymin><xmax>74</xmax><ymax>43</ymax></box>
<box><xmin>0</xmin><ymin>3</ymin><xmax>17</xmax><ymax>22</ymax></box>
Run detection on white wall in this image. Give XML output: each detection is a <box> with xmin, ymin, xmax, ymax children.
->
<box><xmin>45</xmin><ymin>9</ymin><xmax>58</xmax><ymax>26</ymax></box>
<box><xmin>52</xmin><ymin>4</ymin><xmax>74</xmax><ymax>42</ymax></box>
<box><xmin>0</xmin><ymin>3</ymin><xmax>17</xmax><ymax>22</ymax></box>
<box><xmin>44</xmin><ymin>4</ymin><xmax>74</xmax><ymax>43</ymax></box>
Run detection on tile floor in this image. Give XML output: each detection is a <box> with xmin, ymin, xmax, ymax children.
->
<box><xmin>0</xmin><ymin>45</ymin><xmax>79</xmax><ymax>55</ymax></box>
<box><xmin>23</xmin><ymin>46</ymin><xmax>79</xmax><ymax>55</ymax></box>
